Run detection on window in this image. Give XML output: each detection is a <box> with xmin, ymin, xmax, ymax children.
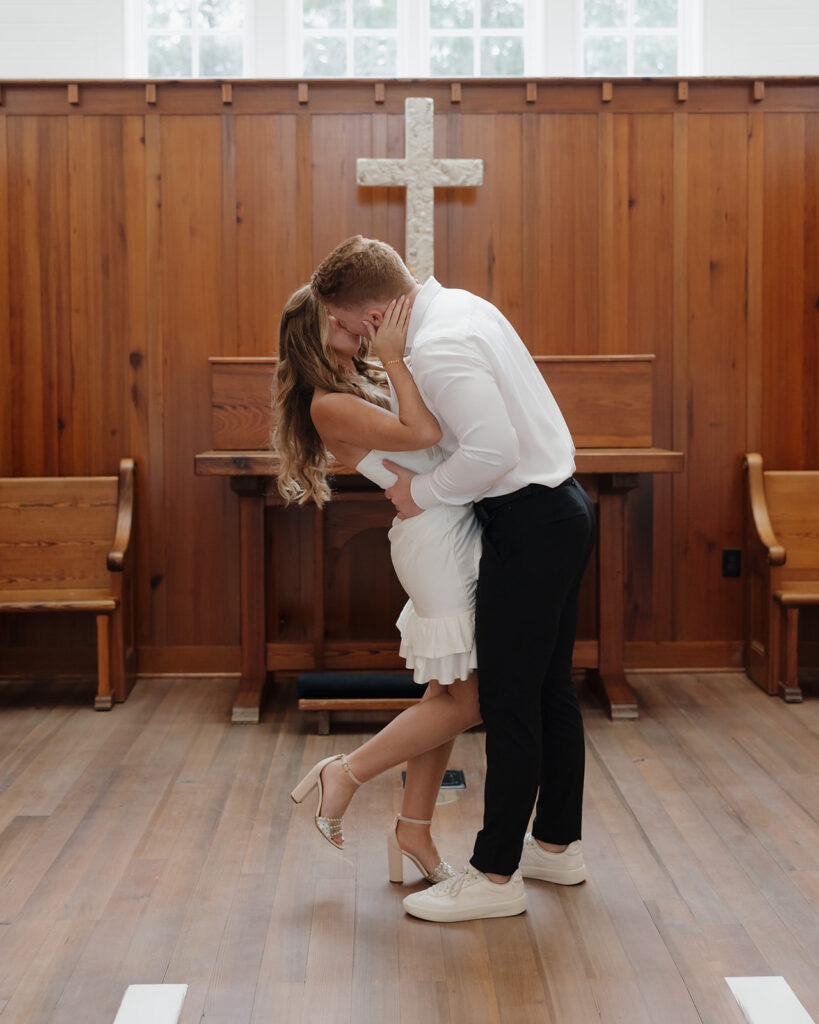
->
<box><xmin>427</xmin><ymin>0</ymin><xmax>526</xmax><ymax>77</ymax></box>
<box><xmin>301</xmin><ymin>0</ymin><xmax>399</xmax><ymax>76</ymax></box>
<box><xmin>298</xmin><ymin>0</ymin><xmax>530</xmax><ymax>77</ymax></box>
<box><xmin>142</xmin><ymin>0</ymin><xmax>249</xmax><ymax>77</ymax></box>
<box><xmin>582</xmin><ymin>0</ymin><xmax>683</xmax><ymax>76</ymax></box>
<box><xmin>127</xmin><ymin>0</ymin><xmax>700</xmax><ymax>79</ymax></box>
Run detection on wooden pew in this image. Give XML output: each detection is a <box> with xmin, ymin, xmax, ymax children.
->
<box><xmin>744</xmin><ymin>453</ymin><xmax>819</xmax><ymax>701</ymax></box>
<box><xmin>195</xmin><ymin>355</ymin><xmax>684</xmax><ymax>722</ymax></box>
<box><xmin>0</xmin><ymin>459</ymin><xmax>136</xmax><ymax>709</ymax></box>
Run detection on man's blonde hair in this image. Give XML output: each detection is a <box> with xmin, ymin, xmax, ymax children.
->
<box><xmin>311</xmin><ymin>235</ymin><xmax>415</xmax><ymax>309</ymax></box>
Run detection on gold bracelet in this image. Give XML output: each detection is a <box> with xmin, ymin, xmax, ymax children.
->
<box><xmin>383</xmin><ymin>357</ymin><xmax>404</xmax><ymax>366</ymax></box>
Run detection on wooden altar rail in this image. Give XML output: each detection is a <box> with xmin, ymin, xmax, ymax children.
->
<box><xmin>195</xmin><ymin>354</ymin><xmax>684</xmax><ymax>722</ymax></box>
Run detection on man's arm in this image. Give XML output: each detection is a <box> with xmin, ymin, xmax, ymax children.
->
<box><xmin>409</xmin><ymin>339</ymin><xmax>520</xmax><ymax>509</ymax></box>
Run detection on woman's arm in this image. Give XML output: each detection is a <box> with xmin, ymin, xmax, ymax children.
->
<box><xmin>311</xmin><ymin>298</ymin><xmax>442</xmax><ymax>453</ymax></box>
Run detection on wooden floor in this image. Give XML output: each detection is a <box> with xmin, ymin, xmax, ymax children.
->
<box><xmin>0</xmin><ymin>673</ymin><xmax>817</xmax><ymax>1024</ymax></box>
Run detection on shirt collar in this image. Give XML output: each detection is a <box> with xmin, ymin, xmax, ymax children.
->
<box><xmin>405</xmin><ymin>276</ymin><xmax>442</xmax><ymax>356</ymax></box>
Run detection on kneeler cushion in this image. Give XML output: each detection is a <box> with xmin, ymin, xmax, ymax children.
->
<box><xmin>297</xmin><ymin>672</ymin><xmax>427</xmax><ymax>699</ymax></box>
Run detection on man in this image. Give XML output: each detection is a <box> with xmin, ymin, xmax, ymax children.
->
<box><xmin>312</xmin><ymin>236</ymin><xmax>596</xmax><ymax>923</ymax></box>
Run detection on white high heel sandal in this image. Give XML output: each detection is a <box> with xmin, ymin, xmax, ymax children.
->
<box><xmin>386</xmin><ymin>813</ymin><xmax>456</xmax><ymax>884</ymax></box>
<box><xmin>290</xmin><ymin>753</ymin><xmax>361</xmax><ymax>849</ymax></box>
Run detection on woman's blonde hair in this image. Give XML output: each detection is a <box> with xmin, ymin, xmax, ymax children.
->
<box><xmin>274</xmin><ymin>284</ymin><xmax>389</xmax><ymax>507</ymax></box>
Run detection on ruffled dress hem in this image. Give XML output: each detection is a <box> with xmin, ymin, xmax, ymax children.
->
<box><xmin>396</xmin><ymin>600</ymin><xmax>477</xmax><ymax>686</ymax></box>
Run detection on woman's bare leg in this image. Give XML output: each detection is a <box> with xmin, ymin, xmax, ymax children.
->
<box><xmin>318</xmin><ymin>674</ymin><xmax>480</xmax><ymax>825</ymax></box>
<box><xmin>397</xmin><ymin>736</ymin><xmax>456</xmax><ymax>871</ymax></box>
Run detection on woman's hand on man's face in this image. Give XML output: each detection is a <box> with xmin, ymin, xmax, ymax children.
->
<box><xmin>363</xmin><ymin>296</ymin><xmax>412</xmax><ymax>366</ymax></box>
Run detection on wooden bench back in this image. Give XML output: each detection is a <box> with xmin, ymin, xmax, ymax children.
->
<box><xmin>764</xmin><ymin>471</ymin><xmax>819</xmax><ymax>571</ymax></box>
<box><xmin>209</xmin><ymin>354</ymin><xmax>655</xmax><ymax>451</ymax></box>
<box><xmin>0</xmin><ymin>476</ymin><xmax>119</xmax><ymax>591</ymax></box>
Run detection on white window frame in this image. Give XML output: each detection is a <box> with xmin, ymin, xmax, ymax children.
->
<box><xmin>125</xmin><ymin>0</ymin><xmax>255</xmax><ymax>78</ymax></box>
<box><xmin>125</xmin><ymin>0</ymin><xmax>701</xmax><ymax>78</ymax></box>
<box><xmin>423</xmin><ymin>0</ymin><xmax>536</xmax><ymax>78</ymax></box>
<box><xmin>287</xmin><ymin>0</ymin><xmax>542</xmax><ymax>78</ymax></box>
<box><xmin>295</xmin><ymin>0</ymin><xmax>401</xmax><ymax>78</ymax></box>
<box><xmin>578</xmin><ymin>0</ymin><xmax>703</xmax><ymax>77</ymax></box>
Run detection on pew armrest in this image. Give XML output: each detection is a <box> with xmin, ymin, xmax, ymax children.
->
<box><xmin>744</xmin><ymin>453</ymin><xmax>785</xmax><ymax>565</ymax></box>
<box><xmin>108</xmin><ymin>458</ymin><xmax>136</xmax><ymax>571</ymax></box>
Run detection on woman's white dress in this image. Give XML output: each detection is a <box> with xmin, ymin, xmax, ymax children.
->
<box><xmin>356</xmin><ymin>446</ymin><xmax>481</xmax><ymax>686</ymax></box>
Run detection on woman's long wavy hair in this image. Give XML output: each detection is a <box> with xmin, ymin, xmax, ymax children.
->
<box><xmin>274</xmin><ymin>284</ymin><xmax>389</xmax><ymax>507</ymax></box>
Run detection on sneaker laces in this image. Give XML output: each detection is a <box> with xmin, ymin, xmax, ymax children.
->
<box><xmin>429</xmin><ymin>864</ymin><xmax>484</xmax><ymax>897</ymax></box>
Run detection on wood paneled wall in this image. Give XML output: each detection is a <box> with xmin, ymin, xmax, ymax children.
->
<box><xmin>1</xmin><ymin>78</ymin><xmax>818</xmax><ymax>675</ymax></box>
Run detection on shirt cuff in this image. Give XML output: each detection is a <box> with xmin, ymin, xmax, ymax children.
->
<box><xmin>410</xmin><ymin>472</ymin><xmax>440</xmax><ymax>510</ymax></box>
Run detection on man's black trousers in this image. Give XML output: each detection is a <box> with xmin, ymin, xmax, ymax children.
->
<box><xmin>470</xmin><ymin>478</ymin><xmax>596</xmax><ymax>876</ymax></box>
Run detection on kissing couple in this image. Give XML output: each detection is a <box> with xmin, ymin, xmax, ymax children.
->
<box><xmin>278</xmin><ymin>235</ymin><xmax>595</xmax><ymax>922</ymax></box>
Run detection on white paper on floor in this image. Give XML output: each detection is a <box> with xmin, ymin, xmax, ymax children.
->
<box><xmin>726</xmin><ymin>977</ymin><xmax>814</xmax><ymax>1024</ymax></box>
<box><xmin>113</xmin><ymin>984</ymin><xmax>188</xmax><ymax>1024</ymax></box>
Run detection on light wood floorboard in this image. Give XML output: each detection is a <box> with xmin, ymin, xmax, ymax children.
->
<box><xmin>0</xmin><ymin>673</ymin><xmax>817</xmax><ymax>1023</ymax></box>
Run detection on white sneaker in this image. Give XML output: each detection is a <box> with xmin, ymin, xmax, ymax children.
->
<box><xmin>519</xmin><ymin>835</ymin><xmax>587</xmax><ymax>884</ymax></box>
<box><xmin>402</xmin><ymin>865</ymin><xmax>527</xmax><ymax>922</ymax></box>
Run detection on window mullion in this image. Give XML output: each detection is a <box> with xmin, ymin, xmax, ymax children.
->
<box><xmin>243</xmin><ymin>0</ymin><xmax>254</xmax><ymax>76</ymax></box>
<box><xmin>398</xmin><ymin>0</ymin><xmax>418</xmax><ymax>77</ymax></box>
<box><xmin>346</xmin><ymin>0</ymin><xmax>352</xmax><ymax>75</ymax></box>
<box><xmin>524</xmin><ymin>0</ymin><xmax>543</xmax><ymax>77</ymax></box>
<box><xmin>190</xmin><ymin>0</ymin><xmax>197</xmax><ymax>77</ymax></box>
<box><xmin>474</xmin><ymin>0</ymin><xmax>480</xmax><ymax>76</ymax></box>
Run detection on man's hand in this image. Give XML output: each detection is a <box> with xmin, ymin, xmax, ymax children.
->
<box><xmin>383</xmin><ymin>460</ymin><xmax>423</xmax><ymax>519</ymax></box>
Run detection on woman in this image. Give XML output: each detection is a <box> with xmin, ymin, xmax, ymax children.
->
<box><xmin>277</xmin><ymin>285</ymin><xmax>482</xmax><ymax>884</ymax></box>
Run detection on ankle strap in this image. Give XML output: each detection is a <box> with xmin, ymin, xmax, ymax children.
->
<box><xmin>396</xmin><ymin>813</ymin><xmax>432</xmax><ymax>825</ymax></box>
<box><xmin>340</xmin><ymin>753</ymin><xmax>363</xmax><ymax>788</ymax></box>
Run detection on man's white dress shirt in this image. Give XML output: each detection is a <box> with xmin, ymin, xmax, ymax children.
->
<box><xmin>407</xmin><ymin>278</ymin><xmax>576</xmax><ymax>510</ymax></box>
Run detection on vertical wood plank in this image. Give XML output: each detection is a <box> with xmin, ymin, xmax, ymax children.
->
<box><xmin>142</xmin><ymin>112</ymin><xmax>167</xmax><ymax>648</ymax></box>
<box><xmin>158</xmin><ymin>115</ymin><xmax>238</xmax><ymax>646</ymax></box>
<box><xmin>746</xmin><ymin>110</ymin><xmax>764</xmax><ymax>455</ymax></box>
<box><xmin>122</xmin><ymin>115</ymin><xmax>151</xmax><ymax>655</ymax></box>
<box><xmin>684</xmin><ymin>113</ymin><xmax>748</xmax><ymax>641</ymax></box>
<box><xmin>63</xmin><ymin>114</ymin><xmax>89</xmax><ymax>476</ymax></box>
<box><xmin>0</xmin><ymin>113</ymin><xmax>10</xmax><ymax>475</ymax></box>
<box><xmin>221</xmin><ymin>114</ymin><xmax>239</xmax><ymax>355</ymax></box>
<box><xmin>520</xmin><ymin>106</ymin><xmax>539</xmax><ymax>349</ymax></box>
<box><xmin>310</xmin><ymin>114</ymin><xmax>380</xmax><ymax>262</ymax></box>
<box><xmin>616</xmin><ymin>114</ymin><xmax>675</xmax><ymax>643</ymax></box>
<box><xmin>7</xmin><ymin>117</ymin><xmax>70</xmax><ymax>477</ymax></box>
<box><xmin>455</xmin><ymin>114</ymin><xmax>523</xmax><ymax>330</ymax></box>
<box><xmin>672</xmin><ymin>112</ymin><xmax>689</xmax><ymax>646</ymax></box>
<box><xmin>235</xmin><ymin>115</ymin><xmax>300</xmax><ymax>355</ymax></box>
<box><xmin>804</xmin><ymin>113</ymin><xmax>819</xmax><ymax>466</ymax></box>
<box><xmin>762</xmin><ymin>115</ymin><xmax>806</xmax><ymax>466</ymax></box>
<box><xmin>295</xmin><ymin>112</ymin><xmax>315</xmax><ymax>286</ymax></box>
<box><xmin>597</xmin><ymin>109</ymin><xmax>620</xmax><ymax>354</ymax></box>
<box><xmin>67</xmin><ymin>116</ymin><xmax>147</xmax><ymax>477</ymax></box>
<box><xmin>529</xmin><ymin>113</ymin><xmax>599</xmax><ymax>355</ymax></box>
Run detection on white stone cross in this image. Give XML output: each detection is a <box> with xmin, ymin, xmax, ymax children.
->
<box><xmin>356</xmin><ymin>97</ymin><xmax>483</xmax><ymax>283</ymax></box>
